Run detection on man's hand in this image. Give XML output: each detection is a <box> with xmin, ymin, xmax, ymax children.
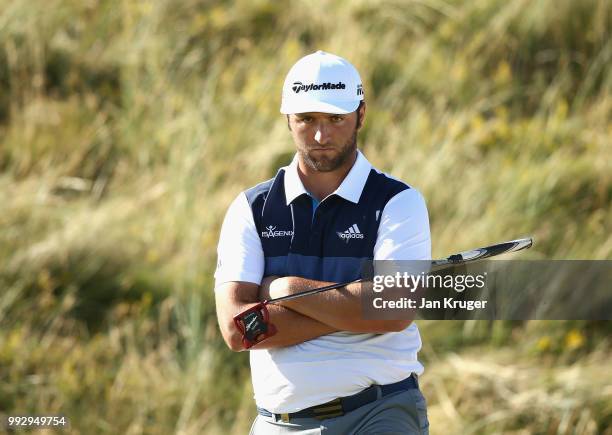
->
<box><xmin>258</xmin><ymin>275</ymin><xmax>281</xmax><ymax>301</ymax></box>
<box><xmin>215</xmin><ymin>280</ymin><xmax>338</xmax><ymax>351</ymax></box>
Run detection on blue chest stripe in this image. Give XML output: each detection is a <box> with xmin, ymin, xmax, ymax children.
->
<box><xmin>265</xmin><ymin>254</ymin><xmax>368</xmax><ymax>282</ymax></box>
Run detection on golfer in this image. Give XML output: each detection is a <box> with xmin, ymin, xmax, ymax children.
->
<box><xmin>215</xmin><ymin>51</ymin><xmax>431</xmax><ymax>434</ymax></box>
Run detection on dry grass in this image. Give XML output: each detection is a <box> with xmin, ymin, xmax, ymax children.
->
<box><xmin>1</xmin><ymin>0</ymin><xmax>610</xmax><ymax>433</ymax></box>
<box><xmin>421</xmin><ymin>346</ymin><xmax>612</xmax><ymax>434</ymax></box>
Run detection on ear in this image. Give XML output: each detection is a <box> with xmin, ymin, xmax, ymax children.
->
<box><xmin>357</xmin><ymin>101</ymin><xmax>366</xmax><ymax>130</ymax></box>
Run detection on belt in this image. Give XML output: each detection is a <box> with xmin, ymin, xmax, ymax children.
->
<box><xmin>257</xmin><ymin>374</ymin><xmax>419</xmax><ymax>422</ymax></box>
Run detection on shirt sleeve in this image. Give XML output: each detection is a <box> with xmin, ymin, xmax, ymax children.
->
<box><xmin>214</xmin><ymin>192</ymin><xmax>265</xmax><ymax>289</ymax></box>
<box><xmin>373</xmin><ymin>188</ymin><xmax>431</xmax><ymax>261</ymax></box>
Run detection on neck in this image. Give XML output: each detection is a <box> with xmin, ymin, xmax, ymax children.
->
<box><xmin>297</xmin><ymin>151</ymin><xmax>358</xmax><ymax>201</ymax></box>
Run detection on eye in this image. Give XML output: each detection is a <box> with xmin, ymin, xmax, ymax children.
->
<box><xmin>298</xmin><ymin>116</ymin><xmax>313</xmax><ymax>124</ymax></box>
<box><xmin>331</xmin><ymin>116</ymin><xmax>344</xmax><ymax>123</ymax></box>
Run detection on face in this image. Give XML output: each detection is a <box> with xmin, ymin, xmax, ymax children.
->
<box><xmin>288</xmin><ymin>105</ymin><xmax>365</xmax><ymax>172</ymax></box>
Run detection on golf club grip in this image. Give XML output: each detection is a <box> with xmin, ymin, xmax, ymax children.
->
<box><xmin>431</xmin><ymin>237</ymin><xmax>533</xmax><ymax>269</ymax></box>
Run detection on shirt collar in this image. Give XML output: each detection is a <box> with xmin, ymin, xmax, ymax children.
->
<box><xmin>283</xmin><ymin>149</ymin><xmax>372</xmax><ymax>205</ymax></box>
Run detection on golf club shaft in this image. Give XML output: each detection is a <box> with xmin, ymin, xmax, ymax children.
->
<box><xmin>266</xmin><ymin>237</ymin><xmax>533</xmax><ymax>304</ymax></box>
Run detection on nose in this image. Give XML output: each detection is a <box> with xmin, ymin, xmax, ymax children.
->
<box><xmin>314</xmin><ymin>122</ymin><xmax>331</xmax><ymax>145</ymax></box>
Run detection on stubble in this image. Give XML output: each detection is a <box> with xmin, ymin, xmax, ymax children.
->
<box><xmin>298</xmin><ymin>129</ymin><xmax>358</xmax><ymax>172</ymax></box>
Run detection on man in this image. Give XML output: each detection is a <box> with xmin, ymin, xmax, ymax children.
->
<box><xmin>215</xmin><ymin>51</ymin><xmax>431</xmax><ymax>434</ymax></box>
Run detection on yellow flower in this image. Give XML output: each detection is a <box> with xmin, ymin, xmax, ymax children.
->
<box><xmin>494</xmin><ymin>61</ymin><xmax>512</xmax><ymax>85</ymax></box>
<box><xmin>564</xmin><ymin>329</ymin><xmax>585</xmax><ymax>350</ymax></box>
<box><xmin>141</xmin><ymin>292</ymin><xmax>153</xmax><ymax>309</ymax></box>
<box><xmin>537</xmin><ymin>336</ymin><xmax>551</xmax><ymax>351</ymax></box>
<box><xmin>470</xmin><ymin>115</ymin><xmax>485</xmax><ymax>132</ymax></box>
<box><xmin>146</xmin><ymin>249</ymin><xmax>160</xmax><ymax>263</ymax></box>
<box><xmin>494</xmin><ymin>106</ymin><xmax>508</xmax><ymax>120</ymax></box>
<box><xmin>139</xmin><ymin>1</ymin><xmax>153</xmax><ymax>16</ymax></box>
<box><xmin>451</xmin><ymin>62</ymin><xmax>467</xmax><ymax>82</ymax></box>
<box><xmin>555</xmin><ymin>100</ymin><xmax>569</xmax><ymax>120</ymax></box>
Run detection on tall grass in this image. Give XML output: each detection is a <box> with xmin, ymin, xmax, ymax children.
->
<box><xmin>0</xmin><ymin>0</ymin><xmax>610</xmax><ymax>433</ymax></box>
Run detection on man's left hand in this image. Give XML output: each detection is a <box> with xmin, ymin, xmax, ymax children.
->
<box><xmin>259</xmin><ymin>275</ymin><xmax>282</xmax><ymax>301</ymax></box>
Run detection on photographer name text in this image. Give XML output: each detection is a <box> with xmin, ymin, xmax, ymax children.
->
<box><xmin>373</xmin><ymin>297</ymin><xmax>487</xmax><ymax>310</ymax></box>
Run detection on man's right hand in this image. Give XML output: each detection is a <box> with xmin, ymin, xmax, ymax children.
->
<box><xmin>215</xmin><ymin>280</ymin><xmax>339</xmax><ymax>352</ymax></box>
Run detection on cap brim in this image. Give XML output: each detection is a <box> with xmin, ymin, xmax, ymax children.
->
<box><xmin>280</xmin><ymin>98</ymin><xmax>360</xmax><ymax>115</ymax></box>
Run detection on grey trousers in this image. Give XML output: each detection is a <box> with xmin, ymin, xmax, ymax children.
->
<box><xmin>249</xmin><ymin>389</ymin><xmax>429</xmax><ymax>435</ymax></box>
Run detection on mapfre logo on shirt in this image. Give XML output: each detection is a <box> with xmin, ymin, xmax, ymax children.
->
<box><xmin>261</xmin><ymin>225</ymin><xmax>294</xmax><ymax>238</ymax></box>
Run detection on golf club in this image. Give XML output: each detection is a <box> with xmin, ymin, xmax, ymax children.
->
<box><xmin>234</xmin><ymin>237</ymin><xmax>533</xmax><ymax>349</ymax></box>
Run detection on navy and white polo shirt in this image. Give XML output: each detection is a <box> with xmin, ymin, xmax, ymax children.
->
<box><xmin>215</xmin><ymin>150</ymin><xmax>431</xmax><ymax>413</ymax></box>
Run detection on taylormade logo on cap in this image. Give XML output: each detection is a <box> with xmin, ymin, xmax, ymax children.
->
<box><xmin>291</xmin><ymin>81</ymin><xmax>346</xmax><ymax>94</ymax></box>
<box><xmin>280</xmin><ymin>51</ymin><xmax>364</xmax><ymax>115</ymax></box>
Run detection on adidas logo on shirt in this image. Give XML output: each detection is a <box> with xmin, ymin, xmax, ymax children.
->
<box><xmin>337</xmin><ymin>224</ymin><xmax>364</xmax><ymax>241</ymax></box>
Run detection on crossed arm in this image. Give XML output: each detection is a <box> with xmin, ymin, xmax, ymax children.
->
<box><xmin>215</xmin><ymin>276</ymin><xmax>413</xmax><ymax>352</ymax></box>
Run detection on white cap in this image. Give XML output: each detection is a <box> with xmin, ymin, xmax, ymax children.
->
<box><xmin>280</xmin><ymin>51</ymin><xmax>364</xmax><ymax>115</ymax></box>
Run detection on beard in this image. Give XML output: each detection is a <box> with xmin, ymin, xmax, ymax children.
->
<box><xmin>298</xmin><ymin>129</ymin><xmax>358</xmax><ymax>172</ymax></box>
